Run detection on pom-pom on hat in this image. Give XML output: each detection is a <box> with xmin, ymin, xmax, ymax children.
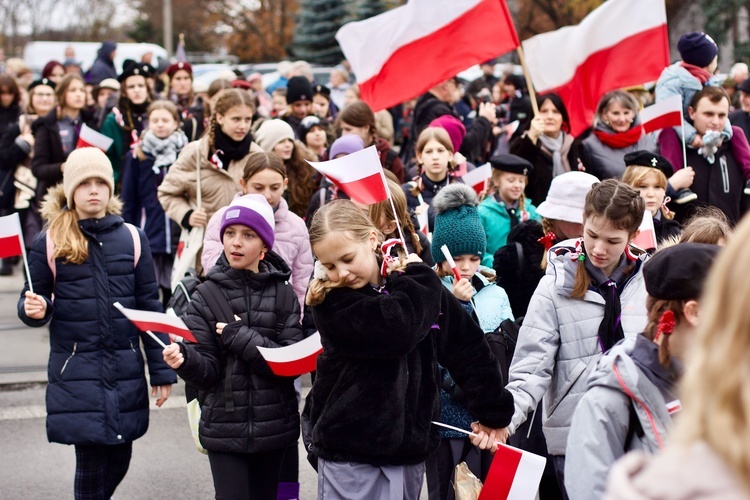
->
<box><xmin>489</xmin><ymin>153</ymin><xmax>534</xmax><ymax>176</ymax></box>
<box><xmin>330</xmin><ymin>134</ymin><xmax>365</xmax><ymax>158</ymax></box>
<box><xmin>220</xmin><ymin>194</ymin><xmax>276</xmax><ymax>249</ymax></box>
<box><xmin>643</xmin><ymin>242</ymin><xmax>720</xmax><ymax>300</ymax></box>
<box><xmin>678</xmin><ymin>32</ymin><xmax>719</xmax><ymax>68</ymax></box>
<box><xmin>624</xmin><ymin>150</ymin><xmax>674</xmax><ymax>178</ymax></box>
<box><xmin>536</xmin><ymin>171</ymin><xmax>599</xmax><ymax>224</ymax></box>
<box><xmin>254</xmin><ymin>119</ymin><xmax>295</xmax><ymax>152</ymax></box>
<box><xmin>286</xmin><ymin>76</ymin><xmax>313</xmax><ymax>103</ymax></box>
<box><xmin>430</xmin><ymin>183</ymin><xmax>486</xmax><ymax>264</ymax></box>
<box><xmin>63</xmin><ymin>148</ymin><xmax>115</xmax><ymax>209</ymax></box>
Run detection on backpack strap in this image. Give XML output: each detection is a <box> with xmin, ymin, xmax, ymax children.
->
<box><xmin>46</xmin><ymin>223</ymin><xmax>141</xmax><ymax>279</ymax></box>
<box><xmin>273</xmin><ymin>279</ymin><xmax>296</xmax><ymax>335</ymax></box>
<box><xmin>624</xmin><ymin>400</ymin><xmax>645</xmax><ymax>451</ymax></box>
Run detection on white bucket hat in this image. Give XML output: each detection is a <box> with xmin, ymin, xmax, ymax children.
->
<box><xmin>536</xmin><ymin>171</ymin><xmax>600</xmax><ymax>224</ymax></box>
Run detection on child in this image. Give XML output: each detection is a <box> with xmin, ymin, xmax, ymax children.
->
<box><xmin>621</xmin><ymin>150</ymin><xmax>681</xmax><ymax>245</ymax></box>
<box><xmin>298</xmin><ymin>114</ymin><xmax>330</xmax><ymax>160</ymax></box>
<box><xmin>18</xmin><ymin>147</ymin><xmax>175</xmax><ymax>499</ymax></box>
<box><xmin>679</xmin><ymin>206</ymin><xmax>732</xmax><ymax>245</ymax></box>
<box><xmin>201</xmin><ymin>151</ymin><xmax>313</xmax><ymax>311</ymax></box>
<box><xmin>162</xmin><ymin>194</ymin><xmax>304</xmax><ymax>500</ymax></box>
<box><xmin>505</xmin><ymin>179</ymin><xmax>649</xmax><ymax>497</ymax></box>
<box><xmin>368</xmin><ymin>176</ymin><xmax>433</xmax><ymax>266</ymax></box>
<box><xmin>304</xmin><ymin>200</ymin><xmax>515</xmax><ymax>499</ymax></box>
<box><xmin>122</xmin><ymin>100</ymin><xmax>188</xmax><ymax>304</ymax></box>
<box><xmin>566</xmin><ymin>242</ymin><xmax>720</xmax><ymax>499</ymax></box>
<box><xmin>403</xmin><ymin>127</ymin><xmax>459</xmax><ymax>233</ymax></box>
<box><xmin>271</xmin><ymin>88</ymin><xmax>287</xmax><ymax>118</ymax></box>
<box><xmin>254</xmin><ymin>119</ymin><xmax>318</xmax><ymax>218</ymax></box>
<box><xmin>478</xmin><ymin>153</ymin><xmax>541</xmax><ymax>267</ymax></box>
<box><xmin>425</xmin><ymin>183</ymin><xmax>514</xmax><ymax>500</ymax></box>
<box><xmin>158</xmin><ymin>88</ymin><xmax>262</xmax><ymax>267</ymax></box>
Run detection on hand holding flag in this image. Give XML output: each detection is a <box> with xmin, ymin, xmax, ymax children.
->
<box><xmin>114</xmin><ymin>302</ymin><xmax>197</xmax><ymax>347</ymax></box>
<box><xmin>440</xmin><ymin>245</ymin><xmax>462</xmax><ymax>282</ymax></box>
<box><xmin>0</xmin><ymin>212</ymin><xmax>34</xmax><ymax>293</ymax></box>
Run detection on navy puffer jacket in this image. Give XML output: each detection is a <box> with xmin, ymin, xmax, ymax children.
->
<box><xmin>175</xmin><ymin>252</ymin><xmax>303</xmax><ymax>454</ymax></box>
<box><xmin>17</xmin><ymin>186</ymin><xmax>175</xmax><ymax>445</ymax></box>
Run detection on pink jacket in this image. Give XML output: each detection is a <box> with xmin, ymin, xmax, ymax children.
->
<box><xmin>202</xmin><ymin>195</ymin><xmax>313</xmax><ymax>310</ymax></box>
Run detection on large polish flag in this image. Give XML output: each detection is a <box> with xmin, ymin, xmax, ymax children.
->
<box><xmin>0</xmin><ymin>213</ymin><xmax>24</xmax><ymax>259</ymax></box>
<box><xmin>76</xmin><ymin>124</ymin><xmax>114</xmax><ymax>151</ymax></box>
<box><xmin>114</xmin><ymin>302</ymin><xmax>197</xmax><ymax>343</ymax></box>
<box><xmin>479</xmin><ymin>444</ymin><xmax>547</xmax><ymax>500</ymax></box>
<box><xmin>640</xmin><ymin>95</ymin><xmax>683</xmax><ymax>134</ymax></box>
<box><xmin>257</xmin><ymin>332</ymin><xmax>323</xmax><ymax>377</ymax></box>
<box><xmin>336</xmin><ymin>0</ymin><xmax>520</xmax><ymax>112</ymax></box>
<box><xmin>306</xmin><ymin>146</ymin><xmax>389</xmax><ymax>204</ymax></box>
<box><xmin>522</xmin><ymin>0</ymin><xmax>669</xmax><ymax>136</ymax></box>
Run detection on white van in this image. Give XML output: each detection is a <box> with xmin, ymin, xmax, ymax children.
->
<box><xmin>23</xmin><ymin>41</ymin><xmax>169</xmax><ymax>76</ymax></box>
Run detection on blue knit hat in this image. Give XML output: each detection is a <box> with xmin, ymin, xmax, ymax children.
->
<box><xmin>678</xmin><ymin>32</ymin><xmax>718</xmax><ymax>68</ymax></box>
<box><xmin>430</xmin><ymin>184</ymin><xmax>486</xmax><ymax>264</ymax></box>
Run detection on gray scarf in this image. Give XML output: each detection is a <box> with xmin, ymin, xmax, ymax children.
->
<box><xmin>538</xmin><ymin>132</ymin><xmax>565</xmax><ymax>177</ymax></box>
<box><xmin>140</xmin><ymin>129</ymin><xmax>189</xmax><ymax>173</ymax></box>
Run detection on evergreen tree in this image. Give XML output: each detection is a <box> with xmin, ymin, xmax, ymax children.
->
<box><xmin>292</xmin><ymin>0</ymin><xmax>348</xmax><ymax>65</ymax></box>
<box><xmin>354</xmin><ymin>0</ymin><xmax>386</xmax><ymax>21</ymax></box>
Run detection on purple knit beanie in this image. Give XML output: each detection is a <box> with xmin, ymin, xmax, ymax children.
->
<box><xmin>220</xmin><ymin>194</ymin><xmax>276</xmax><ymax>249</ymax></box>
<box><xmin>330</xmin><ymin>134</ymin><xmax>365</xmax><ymax>158</ymax></box>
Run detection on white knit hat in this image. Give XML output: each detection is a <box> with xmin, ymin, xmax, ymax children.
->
<box><xmin>536</xmin><ymin>171</ymin><xmax>599</xmax><ymax>224</ymax></box>
<box><xmin>254</xmin><ymin>119</ymin><xmax>295</xmax><ymax>152</ymax></box>
<box><xmin>63</xmin><ymin>147</ymin><xmax>115</xmax><ymax>208</ymax></box>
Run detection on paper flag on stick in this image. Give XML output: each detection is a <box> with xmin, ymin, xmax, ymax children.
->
<box><xmin>114</xmin><ymin>302</ymin><xmax>197</xmax><ymax>343</ymax></box>
<box><xmin>257</xmin><ymin>332</ymin><xmax>323</xmax><ymax>376</ymax></box>
<box><xmin>306</xmin><ymin>146</ymin><xmax>389</xmax><ymax>204</ymax></box>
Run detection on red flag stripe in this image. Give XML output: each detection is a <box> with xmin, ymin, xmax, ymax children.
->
<box><xmin>130</xmin><ymin>320</ymin><xmax>197</xmax><ymax>343</ymax></box>
<box><xmin>642</xmin><ymin>111</ymin><xmax>682</xmax><ymax>134</ymax></box>
<box><xmin>478</xmin><ymin>445</ymin><xmax>523</xmax><ymax>500</ymax></box>
<box><xmin>264</xmin><ymin>349</ymin><xmax>322</xmax><ymax>377</ymax></box>
<box><xmin>329</xmin><ymin>173</ymin><xmax>389</xmax><ymax>205</ymax></box>
<box><xmin>0</xmin><ymin>234</ymin><xmax>23</xmax><ymax>259</ymax></box>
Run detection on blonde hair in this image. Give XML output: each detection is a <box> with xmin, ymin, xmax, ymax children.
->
<box><xmin>672</xmin><ymin>215</ymin><xmax>750</xmax><ymax>491</ymax></box>
<box><xmin>490</xmin><ymin>169</ymin><xmax>528</xmax><ymax>216</ymax></box>
<box><xmin>368</xmin><ymin>177</ymin><xmax>422</xmax><ymax>255</ymax></box>
<box><xmin>147</xmin><ymin>100</ymin><xmax>180</xmax><ymax>124</ymax></box>
<box><xmin>680</xmin><ymin>206</ymin><xmax>732</xmax><ymax>244</ymax></box>
<box><xmin>307</xmin><ymin>200</ymin><xmax>406</xmax><ymax>306</ymax></box>
<box><xmin>621</xmin><ymin>165</ymin><xmax>673</xmax><ymax>220</ymax></box>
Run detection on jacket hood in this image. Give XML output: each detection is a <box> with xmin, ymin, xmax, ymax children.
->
<box><xmin>97</xmin><ymin>42</ymin><xmax>117</xmax><ymax>61</ymax></box>
<box><xmin>658</xmin><ymin>62</ymin><xmax>703</xmax><ymax>92</ymax></box>
<box><xmin>207</xmin><ymin>250</ymin><xmax>292</xmax><ymax>290</ymax></box>
<box><xmin>40</xmin><ymin>183</ymin><xmax>123</xmax><ymax>224</ymax></box>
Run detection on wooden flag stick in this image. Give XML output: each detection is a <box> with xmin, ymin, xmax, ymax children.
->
<box><xmin>516</xmin><ymin>45</ymin><xmax>539</xmax><ymax>117</ymax></box>
<box><xmin>145</xmin><ymin>330</ymin><xmax>168</xmax><ymax>349</ymax></box>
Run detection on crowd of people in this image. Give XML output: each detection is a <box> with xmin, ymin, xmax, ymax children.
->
<box><xmin>4</xmin><ymin>30</ymin><xmax>750</xmax><ymax>499</ymax></box>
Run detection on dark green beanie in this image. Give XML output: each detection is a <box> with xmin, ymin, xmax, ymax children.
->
<box><xmin>431</xmin><ymin>183</ymin><xmax>486</xmax><ymax>264</ymax></box>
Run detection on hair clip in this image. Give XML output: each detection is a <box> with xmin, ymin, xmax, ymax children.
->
<box><xmin>655</xmin><ymin>310</ymin><xmax>676</xmax><ymax>341</ymax></box>
<box><xmin>577</xmin><ymin>254</ymin><xmax>586</xmax><ymax>262</ymax></box>
<box><xmin>313</xmin><ymin>260</ymin><xmax>330</xmax><ymax>282</ymax></box>
<box><xmin>380</xmin><ymin>238</ymin><xmax>404</xmax><ymax>277</ymax></box>
<box><xmin>537</xmin><ymin>231</ymin><xmax>557</xmax><ymax>250</ymax></box>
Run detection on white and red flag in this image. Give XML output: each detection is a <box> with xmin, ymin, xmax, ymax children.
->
<box><xmin>114</xmin><ymin>302</ymin><xmax>197</xmax><ymax>343</ymax></box>
<box><xmin>336</xmin><ymin>0</ymin><xmax>520</xmax><ymax>112</ymax></box>
<box><xmin>632</xmin><ymin>210</ymin><xmax>657</xmax><ymax>252</ymax></box>
<box><xmin>461</xmin><ymin>163</ymin><xmax>492</xmax><ymax>195</ymax></box>
<box><xmin>306</xmin><ymin>146</ymin><xmax>389</xmax><ymax>204</ymax></box>
<box><xmin>76</xmin><ymin>124</ymin><xmax>114</xmax><ymax>151</ymax></box>
<box><xmin>257</xmin><ymin>332</ymin><xmax>323</xmax><ymax>377</ymax></box>
<box><xmin>478</xmin><ymin>443</ymin><xmax>547</xmax><ymax>500</ymax></box>
<box><xmin>640</xmin><ymin>95</ymin><xmax>683</xmax><ymax>134</ymax></box>
<box><xmin>522</xmin><ymin>0</ymin><xmax>669</xmax><ymax>136</ymax></box>
<box><xmin>0</xmin><ymin>212</ymin><xmax>24</xmax><ymax>259</ymax></box>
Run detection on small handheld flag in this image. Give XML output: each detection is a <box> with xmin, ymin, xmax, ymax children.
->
<box><xmin>77</xmin><ymin>124</ymin><xmax>114</xmax><ymax>151</ymax></box>
<box><xmin>0</xmin><ymin>212</ymin><xmax>34</xmax><ymax>293</ymax></box>
<box><xmin>257</xmin><ymin>332</ymin><xmax>323</xmax><ymax>376</ymax></box>
<box><xmin>440</xmin><ymin>244</ymin><xmax>462</xmax><ymax>282</ymax></box>
<box><xmin>114</xmin><ymin>302</ymin><xmax>197</xmax><ymax>345</ymax></box>
<box><xmin>461</xmin><ymin>163</ymin><xmax>492</xmax><ymax>195</ymax></box>
<box><xmin>306</xmin><ymin>146</ymin><xmax>389</xmax><ymax>205</ymax></box>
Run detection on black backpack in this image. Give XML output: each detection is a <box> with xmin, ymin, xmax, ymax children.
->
<box><xmin>167</xmin><ymin>268</ymin><xmax>203</xmax><ymax>323</ymax></box>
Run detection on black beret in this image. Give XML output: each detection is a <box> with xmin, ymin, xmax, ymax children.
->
<box><xmin>624</xmin><ymin>150</ymin><xmax>674</xmax><ymax>178</ymax></box>
<box><xmin>738</xmin><ymin>78</ymin><xmax>750</xmax><ymax>94</ymax></box>
<box><xmin>287</xmin><ymin>76</ymin><xmax>313</xmax><ymax>104</ymax></box>
<box><xmin>643</xmin><ymin>242</ymin><xmax>720</xmax><ymax>300</ymax></box>
<box><xmin>118</xmin><ymin>61</ymin><xmax>154</xmax><ymax>82</ymax></box>
<box><xmin>313</xmin><ymin>84</ymin><xmax>330</xmax><ymax>97</ymax></box>
<box><xmin>489</xmin><ymin>153</ymin><xmax>534</xmax><ymax>176</ymax></box>
<box><xmin>28</xmin><ymin>78</ymin><xmax>56</xmax><ymax>91</ymax></box>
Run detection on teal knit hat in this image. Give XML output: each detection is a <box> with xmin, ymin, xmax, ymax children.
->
<box><xmin>431</xmin><ymin>184</ymin><xmax>486</xmax><ymax>264</ymax></box>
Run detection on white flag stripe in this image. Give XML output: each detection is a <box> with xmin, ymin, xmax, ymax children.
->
<box><xmin>257</xmin><ymin>332</ymin><xmax>322</xmax><ymax>363</ymax></box>
<box><xmin>113</xmin><ymin>302</ymin><xmax>189</xmax><ymax>332</ymax></box>
<box><xmin>336</xmin><ymin>0</ymin><xmax>483</xmax><ymax>82</ymax></box>
<box><xmin>522</xmin><ymin>0</ymin><xmax>666</xmax><ymax>91</ymax></box>
<box><xmin>306</xmin><ymin>146</ymin><xmax>383</xmax><ymax>183</ymax></box>
<box><xmin>640</xmin><ymin>94</ymin><xmax>682</xmax><ymax>123</ymax></box>
<box><xmin>461</xmin><ymin>163</ymin><xmax>492</xmax><ymax>189</ymax></box>
<box><xmin>79</xmin><ymin>123</ymin><xmax>114</xmax><ymax>151</ymax></box>
<box><xmin>0</xmin><ymin>213</ymin><xmax>23</xmax><ymax>238</ymax></box>
<box><xmin>506</xmin><ymin>450</ymin><xmax>547</xmax><ymax>500</ymax></box>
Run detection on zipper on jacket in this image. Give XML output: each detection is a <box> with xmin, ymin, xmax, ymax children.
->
<box><xmin>720</xmin><ymin>156</ymin><xmax>730</xmax><ymax>193</ymax></box>
<box><xmin>60</xmin><ymin>342</ymin><xmax>78</xmax><ymax>375</ymax></box>
<box><xmin>129</xmin><ymin>339</ymin><xmax>137</xmax><ymax>353</ymax></box>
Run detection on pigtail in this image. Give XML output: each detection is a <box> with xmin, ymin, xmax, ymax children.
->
<box><xmin>570</xmin><ymin>260</ymin><xmax>591</xmax><ymax>299</ymax></box>
<box><xmin>306</xmin><ymin>277</ymin><xmax>341</xmax><ymax>307</ymax></box>
<box><xmin>207</xmin><ymin>113</ymin><xmax>218</xmax><ymax>158</ymax></box>
<box><xmin>408</xmin><ymin>177</ymin><xmax>424</xmax><ymax>198</ymax></box>
<box><xmin>643</xmin><ymin>296</ymin><xmax>686</xmax><ymax>367</ymax></box>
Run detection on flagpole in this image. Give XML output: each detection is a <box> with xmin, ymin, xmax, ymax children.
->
<box><xmin>680</xmin><ymin>104</ymin><xmax>688</xmax><ymax>171</ymax></box>
<box><xmin>515</xmin><ymin>45</ymin><xmax>539</xmax><ymax>116</ymax></box>
<box><xmin>145</xmin><ymin>330</ymin><xmax>169</xmax><ymax>349</ymax></box>
<box><xmin>20</xmin><ymin>237</ymin><xmax>34</xmax><ymax>295</ymax></box>
<box><xmin>379</xmin><ymin>167</ymin><xmax>408</xmax><ymax>248</ymax></box>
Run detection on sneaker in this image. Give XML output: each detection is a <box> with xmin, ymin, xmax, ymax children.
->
<box><xmin>672</xmin><ymin>188</ymin><xmax>698</xmax><ymax>204</ymax></box>
<box><xmin>745</xmin><ymin>179</ymin><xmax>750</xmax><ymax>195</ymax></box>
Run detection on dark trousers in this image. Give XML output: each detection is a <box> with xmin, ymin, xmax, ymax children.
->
<box><xmin>208</xmin><ymin>447</ymin><xmax>288</xmax><ymax>500</ymax></box>
<box><xmin>551</xmin><ymin>455</ymin><xmax>570</xmax><ymax>500</ymax></box>
<box><xmin>74</xmin><ymin>442</ymin><xmax>132</xmax><ymax>500</ymax></box>
<box><xmin>425</xmin><ymin>438</ymin><xmax>493</xmax><ymax>500</ymax></box>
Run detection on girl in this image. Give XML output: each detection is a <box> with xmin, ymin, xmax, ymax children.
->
<box><xmin>122</xmin><ymin>100</ymin><xmax>188</xmax><ymax>304</ymax></box>
<box><xmin>566</xmin><ymin>242</ymin><xmax>720</xmax><ymax>500</ymax></box>
<box><xmin>100</xmin><ymin>62</ymin><xmax>154</xmax><ymax>183</ymax></box>
<box><xmin>403</xmin><ymin>127</ymin><xmax>458</xmax><ymax>234</ymax></box>
<box><xmin>41</xmin><ymin>60</ymin><xmax>66</xmax><ymax>85</ymax></box>
<box><xmin>425</xmin><ymin>183</ymin><xmax>514</xmax><ymax>500</ymax></box>
<box><xmin>158</xmin><ymin>88</ymin><xmax>263</xmax><ymax>267</ymax></box>
<box><xmin>605</xmin><ymin>217</ymin><xmax>750</xmax><ymax>499</ymax></box>
<box><xmin>478</xmin><ymin>153</ymin><xmax>541</xmax><ymax>267</ymax></box>
<box><xmin>621</xmin><ymin>150</ymin><xmax>681</xmax><ymax>245</ymax></box>
<box><xmin>298</xmin><ymin>114</ymin><xmax>330</xmax><ymax>161</ymax></box>
<box><xmin>679</xmin><ymin>206</ymin><xmax>732</xmax><ymax>245</ymax></box>
<box><xmin>162</xmin><ymin>194</ymin><xmax>304</xmax><ymax>500</ymax></box>
<box><xmin>505</xmin><ymin>179</ymin><xmax>649</xmax><ymax>498</ymax></box>
<box><xmin>165</xmin><ymin>61</ymin><xmax>205</xmax><ymax>142</ymax></box>
<box><xmin>579</xmin><ymin>90</ymin><xmax>656</xmax><ymax>180</ymax></box>
<box><xmin>510</xmin><ymin>93</ymin><xmax>581</xmax><ymax>205</ymax></box>
<box><xmin>18</xmin><ymin>147</ymin><xmax>175</xmax><ymax>500</ymax></box>
<box><xmin>368</xmin><ymin>175</ymin><xmax>433</xmax><ymax>265</ymax></box>
<box><xmin>254</xmin><ymin>119</ymin><xmax>318</xmax><ymax>218</ymax></box>
<box><xmin>312</xmin><ymin>84</ymin><xmax>337</xmax><ymax>121</ymax></box>
<box><xmin>338</xmin><ymin>101</ymin><xmax>403</xmax><ymax>182</ymax></box>
<box><xmin>202</xmin><ymin>151</ymin><xmax>314</xmax><ymax>311</ymax></box>
<box><xmin>304</xmin><ymin>200</ymin><xmax>514</xmax><ymax>499</ymax></box>
<box><xmin>32</xmin><ymin>74</ymin><xmax>93</xmax><ymax>211</ymax></box>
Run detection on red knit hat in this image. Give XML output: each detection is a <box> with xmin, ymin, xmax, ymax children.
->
<box><xmin>166</xmin><ymin>61</ymin><xmax>193</xmax><ymax>79</ymax></box>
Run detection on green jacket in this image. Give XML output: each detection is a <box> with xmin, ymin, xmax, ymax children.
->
<box><xmin>478</xmin><ymin>196</ymin><xmax>540</xmax><ymax>267</ymax></box>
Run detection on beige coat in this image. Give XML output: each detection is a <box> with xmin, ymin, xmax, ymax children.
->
<box><xmin>604</xmin><ymin>442</ymin><xmax>748</xmax><ymax>500</ymax></box>
<box><xmin>157</xmin><ymin>137</ymin><xmax>263</xmax><ymax>227</ymax></box>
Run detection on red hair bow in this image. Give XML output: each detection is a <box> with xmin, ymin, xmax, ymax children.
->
<box><xmin>537</xmin><ymin>232</ymin><xmax>557</xmax><ymax>250</ymax></box>
<box><xmin>656</xmin><ymin>310</ymin><xmax>676</xmax><ymax>341</ymax></box>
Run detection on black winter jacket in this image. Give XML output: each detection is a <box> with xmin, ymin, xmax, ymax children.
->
<box><xmin>175</xmin><ymin>252</ymin><xmax>303</xmax><ymax>454</ymax></box>
<box><xmin>307</xmin><ymin>263</ymin><xmax>514</xmax><ymax>466</ymax></box>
